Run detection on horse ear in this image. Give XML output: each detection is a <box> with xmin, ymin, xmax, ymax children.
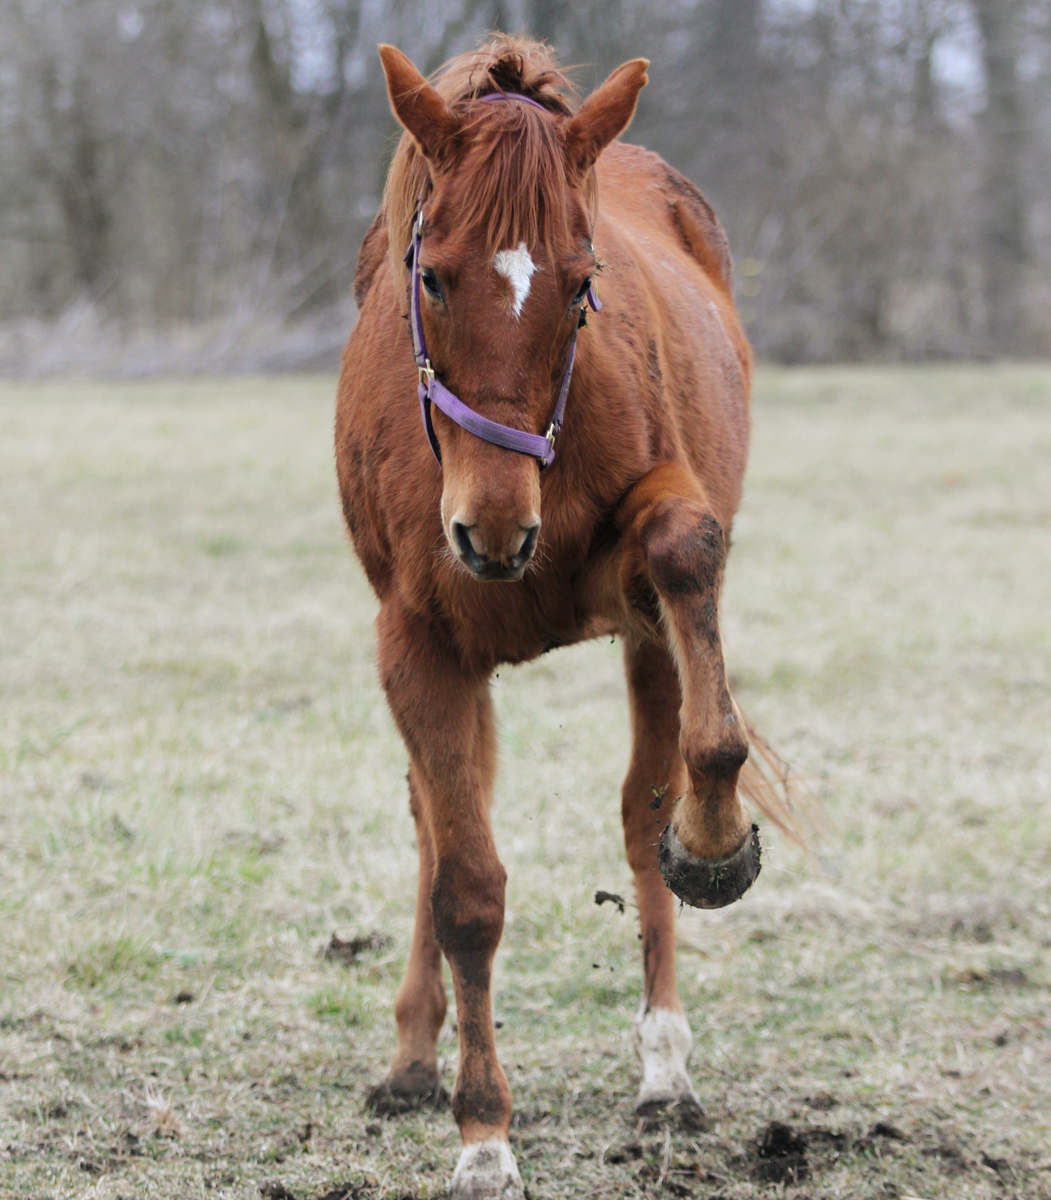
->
<box><xmin>565</xmin><ymin>58</ymin><xmax>649</xmax><ymax>175</ymax></box>
<box><xmin>378</xmin><ymin>44</ymin><xmax>461</xmax><ymax>162</ymax></box>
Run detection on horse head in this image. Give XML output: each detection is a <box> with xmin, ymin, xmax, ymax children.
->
<box><xmin>379</xmin><ymin>41</ymin><xmax>648</xmax><ymax>581</ymax></box>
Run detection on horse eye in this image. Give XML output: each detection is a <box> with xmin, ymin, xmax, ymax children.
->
<box><xmin>572</xmin><ymin>276</ymin><xmax>592</xmax><ymax>305</ymax></box>
<box><xmin>421</xmin><ymin>268</ymin><xmax>442</xmax><ymax>299</ymax></box>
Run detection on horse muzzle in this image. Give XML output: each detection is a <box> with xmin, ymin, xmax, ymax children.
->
<box><xmin>450</xmin><ymin>519</ymin><xmax>539</xmax><ymax>582</ymax></box>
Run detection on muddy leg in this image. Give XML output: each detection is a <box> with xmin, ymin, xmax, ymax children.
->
<box><xmin>620</xmin><ymin>463</ymin><xmax>760</xmax><ymax>909</ymax></box>
<box><xmin>377</xmin><ymin>603</ymin><xmax>522</xmax><ymax>1200</ymax></box>
<box><xmin>367</xmin><ymin>768</ymin><xmax>449</xmax><ymax>1114</ymax></box>
<box><xmin>622</xmin><ymin>640</ymin><xmax>707</xmax><ymax>1129</ymax></box>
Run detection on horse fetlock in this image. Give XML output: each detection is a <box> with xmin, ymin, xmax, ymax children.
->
<box><xmin>659</xmin><ymin>821</ymin><xmax>762</xmax><ymax>909</ymax></box>
<box><xmin>450</xmin><ymin>1138</ymin><xmax>524</xmax><ymax>1200</ymax></box>
<box><xmin>394</xmin><ymin>977</ymin><xmax>446</xmax><ymax>1035</ymax></box>
<box><xmin>450</xmin><ymin>1071</ymin><xmax>512</xmax><ymax>1136</ymax></box>
<box><xmin>683</xmin><ymin>728</ymin><xmax>749</xmax><ymax>782</ymax></box>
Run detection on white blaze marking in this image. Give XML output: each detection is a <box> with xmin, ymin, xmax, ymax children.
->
<box><xmin>451</xmin><ymin>1138</ymin><xmax>524</xmax><ymax>1198</ymax></box>
<box><xmin>492</xmin><ymin>242</ymin><xmax>535</xmax><ymax>318</ymax></box>
<box><xmin>633</xmin><ymin>1006</ymin><xmax>699</xmax><ymax>1107</ymax></box>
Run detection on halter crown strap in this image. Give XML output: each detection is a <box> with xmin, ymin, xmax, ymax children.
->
<box><xmin>407</xmin><ymin>92</ymin><xmax>601</xmax><ymax>469</ymax></box>
<box><xmin>476</xmin><ymin>90</ymin><xmax>550</xmax><ymax>113</ymax></box>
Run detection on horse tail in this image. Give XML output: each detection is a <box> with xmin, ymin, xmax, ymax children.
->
<box><xmin>736</xmin><ymin>707</ymin><xmax>822</xmax><ymax>852</ymax></box>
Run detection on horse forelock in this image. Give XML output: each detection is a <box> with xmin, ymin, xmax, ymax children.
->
<box><xmin>383</xmin><ymin>36</ymin><xmax>597</xmax><ymax>285</ymax></box>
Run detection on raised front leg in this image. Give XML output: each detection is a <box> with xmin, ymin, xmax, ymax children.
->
<box><xmin>377</xmin><ymin>603</ymin><xmax>523</xmax><ymax>1200</ymax></box>
<box><xmin>618</xmin><ymin>462</ymin><xmax>761</xmax><ymax>909</ymax></box>
<box><xmin>622</xmin><ymin>640</ymin><xmax>707</xmax><ymax>1128</ymax></box>
<box><xmin>367</xmin><ymin>767</ymin><xmax>449</xmax><ymax>1114</ymax></box>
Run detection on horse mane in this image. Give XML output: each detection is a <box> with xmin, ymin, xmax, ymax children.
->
<box><xmin>383</xmin><ymin>36</ymin><xmax>598</xmax><ymax>287</ymax></box>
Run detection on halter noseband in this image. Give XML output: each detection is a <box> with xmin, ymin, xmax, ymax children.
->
<box><xmin>406</xmin><ymin>91</ymin><xmax>601</xmax><ymax>469</ymax></box>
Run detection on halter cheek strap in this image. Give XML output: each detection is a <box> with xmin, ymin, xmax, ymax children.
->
<box><xmin>406</xmin><ymin>91</ymin><xmax>601</xmax><ymax>470</ymax></box>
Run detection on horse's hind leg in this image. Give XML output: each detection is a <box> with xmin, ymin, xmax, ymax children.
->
<box><xmin>622</xmin><ymin>640</ymin><xmax>706</xmax><ymax>1128</ymax></box>
<box><xmin>618</xmin><ymin>462</ymin><xmax>760</xmax><ymax>909</ymax></box>
<box><xmin>376</xmin><ymin>602</ymin><xmax>522</xmax><ymax>1200</ymax></box>
<box><xmin>367</xmin><ymin>767</ymin><xmax>448</xmax><ymax>1114</ymax></box>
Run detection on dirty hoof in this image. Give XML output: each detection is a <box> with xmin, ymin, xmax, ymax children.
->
<box><xmin>365</xmin><ymin>1064</ymin><xmax>449</xmax><ymax>1115</ymax></box>
<box><xmin>659</xmin><ymin>822</ymin><xmax>762</xmax><ymax>909</ymax></box>
<box><xmin>635</xmin><ymin>1093</ymin><xmax>710</xmax><ymax>1133</ymax></box>
<box><xmin>450</xmin><ymin>1139</ymin><xmax>525</xmax><ymax>1200</ymax></box>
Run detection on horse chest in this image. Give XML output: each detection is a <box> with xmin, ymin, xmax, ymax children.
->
<box><xmin>442</xmin><ymin>549</ymin><xmax>620</xmax><ymax>667</ymax></box>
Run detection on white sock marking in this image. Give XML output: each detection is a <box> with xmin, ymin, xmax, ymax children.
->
<box><xmin>633</xmin><ymin>1006</ymin><xmax>698</xmax><ymax>1106</ymax></box>
<box><xmin>451</xmin><ymin>1137</ymin><xmax>524</xmax><ymax>1199</ymax></box>
<box><xmin>492</xmin><ymin>243</ymin><xmax>535</xmax><ymax>318</ymax></box>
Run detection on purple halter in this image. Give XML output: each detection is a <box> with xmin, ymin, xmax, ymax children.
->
<box><xmin>406</xmin><ymin>91</ymin><xmax>601</xmax><ymax>469</ymax></box>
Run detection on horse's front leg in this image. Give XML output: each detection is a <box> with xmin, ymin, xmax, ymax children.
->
<box><xmin>377</xmin><ymin>603</ymin><xmax>522</xmax><ymax>1200</ymax></box>
<box><xmin>367</xmin><ymin>766</ymin><xmax>448</xmax><ymax>1114</ymax></box>
<box><xmin>622</xmin><ymin>640</ymin><xmax>706</xmax><ymax>1127</ymax></box>
<box><xmin>618</xmin><ymin>462</ymin><xmax>760</xmax><ymax>909</ymax></box>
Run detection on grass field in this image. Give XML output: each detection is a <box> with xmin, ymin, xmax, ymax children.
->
<box><xmin>1</xmin><ymin>366</ymin><xmax>1049</xmax><ymax>1200</ymax></box>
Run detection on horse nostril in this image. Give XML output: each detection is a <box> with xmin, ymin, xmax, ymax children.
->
<box><xmin>451</xmin><ymin>520</ymin><xmax>487</xmax><ymax>565</ymax></box>
<box><xmin>515</xmin><ymin>523</ymin><xmax>540</xmax><ymax>564</ymax></box>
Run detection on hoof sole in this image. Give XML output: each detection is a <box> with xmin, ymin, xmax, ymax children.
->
<box><xmin>659</xmin><ymin>822</ymin><xmax>762</xmax><ymax>909</ymax></box>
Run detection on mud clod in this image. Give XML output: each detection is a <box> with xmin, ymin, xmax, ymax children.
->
<box><xmin>981</xmin><ymin>1150</ymin><xmax>1014</xmax><ymax>1179</ymax></box>
<box><xmin>314</xmin><ymin>1186</ymin><xmax>370</xmax><ymax>1200</ymax></box>
<box><xmin>594</xmin><ymin>890</ymin><xmax>626</xmax><ymax>914</ymax></box>
<box><xmin>321</xmin><ymin>932</ymin><xmax>392</xmax><ymax>966</ymax></box>
<box><xmin>171</xmin><ymin>989</ymin><xmax>194</xmax><ymax>1005</ymax></box>
<box><xmin>259</xmin><ymin>1184</ymin><xmax>297</xmax><ymax>1200</ymax></box>
<box><xmin>922</xmin><ymin>1142</ymin><xmax>968</xmax><ymax>1173</ymax></box>
<box><xmin>753</xmin><ymin>1121</ymin><xmax>809</xmax><ymax>1183</ymax></box>
<box><xmin>806</xmin><ymin>1127</ymin><xmax>849</xmax><ymax>1149</ymax></box>
<box><xmin>867</xmin><ymin>1121</ymin><xmax>907</xmax><ymax>1142</ymax></box>
<box><xmin>947</xmin><ymin>965</ymin><xmax>1030</xmax><ymax>989</ymax></box>
<box><xmin>604</xmin><ymin>1140</ymin><xmax>644</xmax><ymax>1164</ymax></box>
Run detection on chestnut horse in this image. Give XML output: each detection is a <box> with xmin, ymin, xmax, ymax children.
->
<box><xmin>336</xmin><ymin>36</ymin><xmax>789</xmax><ymax>1200</ymax></box>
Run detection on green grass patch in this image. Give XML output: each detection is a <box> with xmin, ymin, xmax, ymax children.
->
<box><xmin>66</xmin><ymin>935</ymin><xmax>165</xmax><ymax>991</ymax></box>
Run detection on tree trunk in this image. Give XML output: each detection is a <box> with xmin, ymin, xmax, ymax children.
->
<box><xmin>973</xmin><ymin>0</ymin><xmax>1027</xmax><ymax>352</ymax></box>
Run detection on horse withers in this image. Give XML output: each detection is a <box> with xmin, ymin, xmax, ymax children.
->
<box><xmin>336</xmin><ymin>36</ymin><xmax>786</xmax><ymax>1200</ymax></box>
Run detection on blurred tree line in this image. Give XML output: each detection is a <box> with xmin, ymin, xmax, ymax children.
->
<box><xmin>1</xmin><ymin>0</ymin><xmax>1049</xmax><ymax>364</ymax></box>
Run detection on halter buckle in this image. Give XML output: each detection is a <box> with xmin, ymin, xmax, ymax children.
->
<box><xmin>418</xmin><ymin>361</ymin><xmax>435</xmax><ymax>389</ymax></box>
<box><xmin>544</xmin><ymin>422</ymin><xmax>559</xmax><ymax>451</ymax></box>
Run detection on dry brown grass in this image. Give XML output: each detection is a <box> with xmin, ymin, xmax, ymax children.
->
<box><xmin>1</xmin><ymin>366</ymin><xmax>1049</xmax><ymax>1200</ymax></box>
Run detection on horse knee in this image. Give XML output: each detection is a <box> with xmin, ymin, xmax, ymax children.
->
<box><xmin>639</xmin><ymin>501</ymin><xmax>725</xmax><ymax>598</ymax></box>
<box><xmin>430</xmin><ymin>857</ymin><xmax>506</xmax><ymax>963</ymax></box>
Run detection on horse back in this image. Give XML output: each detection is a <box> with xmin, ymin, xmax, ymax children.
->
<box><xmin>597</xmin><ymin>143</ymin><xmax>735</xmax><ymax>300</ymax></box>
